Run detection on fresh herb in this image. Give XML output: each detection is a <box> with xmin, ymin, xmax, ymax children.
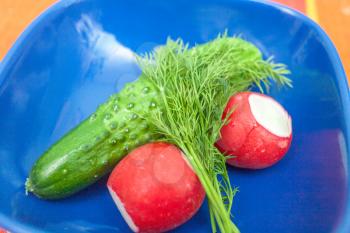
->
<box><xmin>138</xmin><ymin>33</ymin><xmax>291</xmax><ymax>232</ymax></box>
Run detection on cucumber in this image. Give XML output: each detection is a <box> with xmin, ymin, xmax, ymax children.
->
<box><xmin>26</xmin><ymin>76</ymin><xmax>162</xmax><ymax>199</ymax></box>
<box><xmin>25</xmin><ymin>36</ymin><xmax>274</xmax><ymax>200</ymax></box>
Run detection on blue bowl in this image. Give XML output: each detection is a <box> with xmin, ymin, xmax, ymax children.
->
<box><xmin>0</xmin><ymin>0</ymin><xmax>349</xmax><ymax>232</ymax></box>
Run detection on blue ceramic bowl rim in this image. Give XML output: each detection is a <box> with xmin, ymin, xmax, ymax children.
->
<box><xmin>0</xmin><ymin>0</ymin><xmax>349</xmax><ymax>232</ymax></box>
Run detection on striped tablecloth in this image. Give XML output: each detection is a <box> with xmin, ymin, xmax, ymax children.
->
<box><xmin>0</xmin><ymin>0</ymin><xmax>349</xmax><ymax>232</ymax></box>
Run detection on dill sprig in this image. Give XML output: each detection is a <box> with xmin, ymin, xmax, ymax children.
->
<box><xmin>138</xmin><ymin>33</ymin><xmax>291</xmax><ymax>233</ymax></box>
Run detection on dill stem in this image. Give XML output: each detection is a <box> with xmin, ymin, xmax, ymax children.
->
<box><xmin>183</xmin><ymin>146</ymin><xmax>240</xmax><ymax>233</ymax></box>
<box><xmin>209</xmin><ymin>208</ymin><xmax>217</xmax><ymax>233</ymax></box>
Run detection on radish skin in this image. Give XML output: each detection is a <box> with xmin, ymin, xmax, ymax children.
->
<box><xmin>216</xmin><ymin>92</ymin><xmax>292</xmax><ymax>169</ymax></box>
<box><xmin>107</xmin><ymin>142</ymin><xmax>205</xmax><ymax>233</ymax></box>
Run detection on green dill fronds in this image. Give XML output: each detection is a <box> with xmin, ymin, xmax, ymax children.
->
<box><xmin>138</xmin><ymin>33</ymin><xmax>291</xmax><ymax>233</ymax></box>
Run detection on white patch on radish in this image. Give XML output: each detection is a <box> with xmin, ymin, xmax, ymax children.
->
<box><xmin>248</xmin><ymin>94</ymin><xmax>292</xmax><ymax>137</ymax></box>
<box><xmin>108</xmin><ymin>186</ymin><xmax>139</xmax><ymax>232</ymax></box>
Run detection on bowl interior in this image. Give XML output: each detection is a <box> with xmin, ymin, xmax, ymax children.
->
<box><xmin>0</xmin><ymin>0</ymin><xmax>349</xmax><ymax>233</ymax></box>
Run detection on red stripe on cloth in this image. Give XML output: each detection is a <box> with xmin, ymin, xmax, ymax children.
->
<box><xmin>273</xmin><ymin>0</ymin><xmax>306</xmax><ymax>13</ymax></box>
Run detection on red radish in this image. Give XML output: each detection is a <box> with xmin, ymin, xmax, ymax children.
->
<box><xmin>107</xmin><ymin>142</ymin><xmax>205</xmax><ymax>233</ymax></box>
<box><xmin>216</xmin><ymin>92</ymin><xmax>292</xmax><ymax>169</ymax></box>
